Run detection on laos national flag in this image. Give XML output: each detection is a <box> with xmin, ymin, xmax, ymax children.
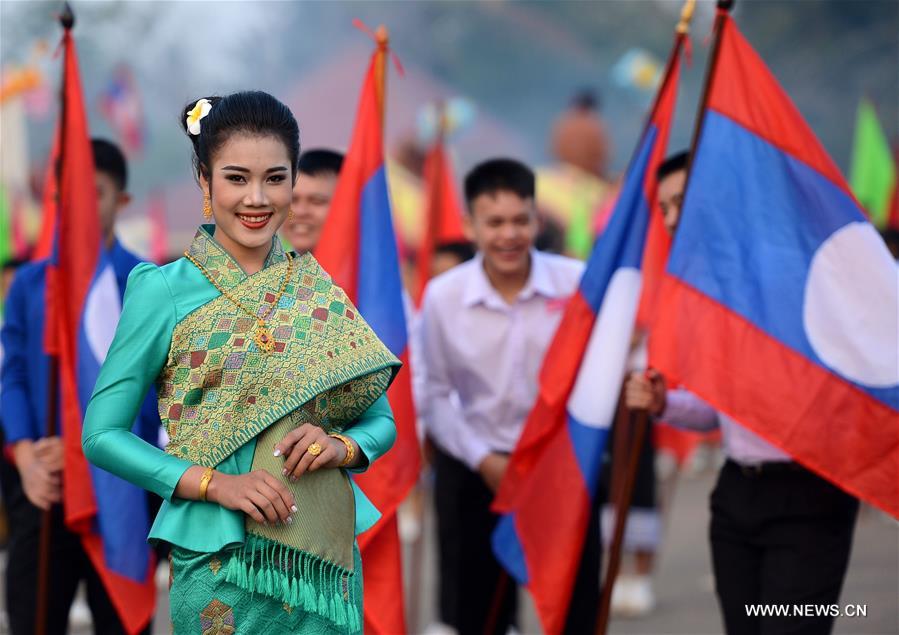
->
<box><xmin>651</xmin><ymin>13</ymin><xmax>899</xmax><ymax>518</ymax></box>
<box><xmin>45</xmin><ymin>26</ymin><xmax>155</xmax><ymax>634</ymax></box>
<box><xmin>491</xmin><ymin>34</ymin><xmax>685</xmax><ymax>635</ymax></box>
<box><xmin>314</xmin><ymin>28</ymin><xmax>420</xmax><ymax>635</ymax></box>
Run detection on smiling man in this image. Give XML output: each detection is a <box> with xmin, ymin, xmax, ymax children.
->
<box><xmin>420</xmin><ymin>158</ymin><xmax>599</xmax><ymax>634</ymax></box>
<box><xmin>281</xmin><ymin>148</ymin><xmax>344</xmax><ymax>254</ymax></box>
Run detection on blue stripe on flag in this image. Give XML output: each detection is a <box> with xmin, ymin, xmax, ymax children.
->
<box><xmin>492</xmin><ymin>514</ymin><xmax>530</xmax><ymax>585</ymax></box>
<box><xmin>357</xmin><ymin>166</ymin><xmax>408</xmax><ymax>356</ymax></box>
<box><xmin>579</xmin><ymin>126</ymin><xmax>656</xmax><ymax>312</ymax></box>
<box><xmin>566</xmin><ymin>414</ymin><xmax>611</xmax><ymax>498</ymax></box>
<box><xmin>78</xmin><ymin>257</ymin><xmax>150</xmax><ymax>581</ymax></box>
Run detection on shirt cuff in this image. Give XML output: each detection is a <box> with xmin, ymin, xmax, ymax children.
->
<box><xmin>661</xmin><ymin>389</ymin><xmax>718</xmax><ymax>430</ymax></box>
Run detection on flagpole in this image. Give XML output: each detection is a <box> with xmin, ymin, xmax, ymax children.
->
<box><xmin>374</xmin><ymin>25</ymin><xmax>388</xmax><ymax>128</ymax></box>
<box><xmin>594</xmin><ymin>408</ymin><xmax>650</xmax><ymax>635</ymax></box>
<box><xmin>35</xmin><ymin>5</ymin><xmax>73</xmax><ymax>632</ymax></box>
<box><xmin>685</xmin><ymin>0</ymin><xmax>733</xmax><ymax>178</ymax></box>
<box><xmin>592</xmin><ymin>3</ymin><xmax>699</xmax><ymax>633</ymax></box>
<box><xmin>356</xmin><ymin>24</ymin><xmax>414</xmax><ymax>632</ymax></box>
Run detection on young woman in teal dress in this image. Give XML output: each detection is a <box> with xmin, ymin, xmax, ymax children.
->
<box><xmin>82</xmin><ymin>91</ymin><xmax>400</xmax><ymax>634</ymax></box>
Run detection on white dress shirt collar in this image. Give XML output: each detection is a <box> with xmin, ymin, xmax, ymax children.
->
<box><xmin>462</xmin><ymin>250</ymin><xmax>568</xmax><ymax>309</ymax></box>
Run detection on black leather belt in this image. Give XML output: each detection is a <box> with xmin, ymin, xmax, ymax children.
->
<box><xmin>727</xmin><ymin>459</ymin><xmax>801</xmax><ymax>477</ymax></box>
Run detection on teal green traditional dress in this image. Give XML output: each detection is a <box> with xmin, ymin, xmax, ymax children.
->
<box><xmin>83</xmin><ymin>225</ymin><xmax>400</xmax><ymax>634</ymax></box>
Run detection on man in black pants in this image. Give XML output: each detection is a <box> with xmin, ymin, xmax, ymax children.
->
<box><xmin>624</xmin><ymin>151</ymin><xmax>859</xmax><ymax>635</ymax></box>
<box><xmin>431</xmin><ymin>447</ymin><xmax>602</xmax><ymax>634</ymax></box>
<box><xmin>420</xmin><ymin>158</ymin><xmax>600</xmax><ymax>635</ymax></box>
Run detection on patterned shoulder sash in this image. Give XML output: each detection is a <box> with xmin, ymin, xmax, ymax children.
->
<box><xmin>157</xmin><ymin>252</ymin><xmax>399</xmax><ymax>466</ymax></box>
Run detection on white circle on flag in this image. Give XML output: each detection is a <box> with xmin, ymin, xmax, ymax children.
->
<box><xmin>803</xmin><ymin>221</ymin><xmax>899</xmax><ymax>387</ymax></box>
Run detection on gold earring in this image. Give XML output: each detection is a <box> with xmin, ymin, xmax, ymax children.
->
<box><xmin>203</xmin><ymin>193</ymin><xmax>212</xmax><ymax>219</ymax></box>
<box><xmin>287</xmin><ymin>207</ymin><xmax>295</xmax><ymax>221</ymax></box>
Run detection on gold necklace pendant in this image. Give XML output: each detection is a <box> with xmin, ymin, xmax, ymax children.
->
<box><xmin>254</xmin><ymin>320</ymin><xmax>276</xmax><ymax>353</ymax></box>
<box><xmin>184</xmin><ymin>250</ymin><xmax>294</xmax><ymax>355</ymax></box>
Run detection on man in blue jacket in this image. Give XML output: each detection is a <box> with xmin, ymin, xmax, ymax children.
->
<box><xmin>0</xmin><ymin>139</ymin><xmax>161</xmax><ymax>635</ymax></box>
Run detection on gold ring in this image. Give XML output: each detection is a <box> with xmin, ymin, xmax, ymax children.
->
<box><xmin>306</xmin><ymin>442</ymin><xmax>322</xmax><ymax>456</ymax></box>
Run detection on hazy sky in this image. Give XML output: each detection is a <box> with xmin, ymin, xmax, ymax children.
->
<box><xmin>2</xmin><ymin>1</ymin><xmax>896</xmax><ymax>202</ymax></box>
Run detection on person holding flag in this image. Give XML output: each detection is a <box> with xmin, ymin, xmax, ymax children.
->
<box><xmin>627</xmin><ymin>149</ymin><xmax>860</xmax><ymax>634</ymax></box>
<box><xmin>419</xmin><ymin>158</ymin><xmax>602</xmax><ymax>635</ymax></box>
<box><xmin>282</xmin><ymin>148</ymin><xmax>344</xmax><ymax>255</ymax></box>
<box><xmin>82</xmin><ymin>90</ymin><xmax>401</xmax><ymax>634</ymax></box>
<box><xmin>1</xmin><ymin>139</ymin><xmax>161</xmax><ymax>634</ymax></box>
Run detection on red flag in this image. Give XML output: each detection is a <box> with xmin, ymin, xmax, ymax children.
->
<box><xmin>44</xmin><ymin>20</ymin><xmax>155</xmax><ymax>633</ymax></box>
<box><xmin>314</xmin><ymin>25</ymin><xmax>419</xmax><ymax>634</ymax></box>
<box><xmin>414</xmin><ymin>127</ymin><xmax>466</xmax><ymax>304</ymax></box>
<box><xmin>491</xmin><ymin>30</ymin><xmax>686</xmax><ymax>635</ymax></box>
<box><xmin>359</xmin><ymin>515</ymin><xmax>406</xmax><ymax>634</ymax></box>
<box><xmin>653</xmin><ymin>423</ymin><xmax>721</xmax><ymax>467</ymax></box>
<box><xmin>650</xmin><ymin>12</ymin><xmax>898</xmax><ymax>517</ymax></box>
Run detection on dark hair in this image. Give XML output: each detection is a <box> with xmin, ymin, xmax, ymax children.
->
<box><xmin>297</xmin><ymin>149</ymin><xmax>344</xmax><ymax>178</ymax></box>
<box><xmin>434</xmin><ymin>240</ymin><xmax>475</xmax><ymax>264</ymax></box>
<box><xmin>570</xmin><ymin>88</ymin><xmax>600</xmax><ymax>112</ymax></box>
<box><xmin>2</xmin><ymin>257</ymin><xmax>28</xmax><ymax>273</ymax></box>
<box><xmin>463</xmin><ymin>158</ymin><xmax>535</xmax><ymax>209</ymax></box>
<box><xmin>881</xmin><ymin>228</ymin><xmax>899</xmax><ymax>258</ymax></box>
<box><xmin>91</xmin><ymin>138</ymin><xmax>127</xmax><ymax>190</ymax></box>
<box><xmin>180</xmin><ymin>91</ymin><xmax>300</xmax><ymax>183</ymax></box>
<box><xmin>657</xmin><ymin>151</ymin><xmax>689</xmax><ymax>181</ymax></box>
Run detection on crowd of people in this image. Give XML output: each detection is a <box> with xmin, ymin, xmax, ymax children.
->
<box><xmin>0</xmin><ymin>85</ymin><xmax>885</xmax><ymax>635</ymax></box>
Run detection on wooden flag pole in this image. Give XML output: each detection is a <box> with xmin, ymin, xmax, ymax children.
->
<box><xmin>373</xmin><ymin>25</ymin><xmax>388</xmax><ymax>128</ymax></box>
<box><xmin>594</xmin><ymin>407</ymin><xmax>649</xmax><ymax>635</ymax></box>
<box><xmin>35</xmin><ymin>5</ymin><xmax>74</xmax><ymax>634</ymax></box>
<box><xmin>594</xmin><ymin>2</ymin><xmax>706</xmax><ymax>633</ymax></box>
<box><xmin>685</xmin><ymin>0</ymin><xmax>734</xmax><ymax>179</ymax></box>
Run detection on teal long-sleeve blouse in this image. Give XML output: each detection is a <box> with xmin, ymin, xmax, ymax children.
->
<box><xmin>82</xmin><ymin>255</ymin><xmax>397</xmax><ymax>554</ymax></box>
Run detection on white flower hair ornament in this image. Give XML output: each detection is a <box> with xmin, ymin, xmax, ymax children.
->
<box><xmin>186</xmin><ymin>98</ymin><xmax>212</xmax><ymax>136</ymax></box>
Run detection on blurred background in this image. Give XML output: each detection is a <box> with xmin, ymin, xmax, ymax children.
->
<box><xmin>1</xmin><ymin>0</ymin><xmax>897</xmax><ymax>256</ymax></box>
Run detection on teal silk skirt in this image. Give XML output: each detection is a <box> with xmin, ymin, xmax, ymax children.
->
<box><xmin>168</xmin><ymin>544</ymin><xmax>363</xmax><ymax>634</ymax></box>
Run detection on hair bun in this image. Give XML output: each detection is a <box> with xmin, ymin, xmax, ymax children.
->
<box><xmin>179</xmin><ymin>91</ymin><xmax>299</xmax><ymax>182</ymax></box>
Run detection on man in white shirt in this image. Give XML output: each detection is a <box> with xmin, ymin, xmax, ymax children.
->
<box><xmin>420</xmin><ymin>158</ymin><xmax>599</xmax><ymax>635</ymax></box>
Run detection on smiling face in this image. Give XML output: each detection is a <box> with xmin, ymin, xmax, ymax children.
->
<box><xmin>466</xmin><ymin>190</ymin><xmax>539</xmax><ymax>280</ymax></box>
<box><xmin>200</xmin><ymin>133</ymin><xmax>293</xmax><ymax>270</ymax></box>
<box><xmin>283</xmin><ymin>171</ymin><xmax>337</xmax><ymax>254</ymax></box>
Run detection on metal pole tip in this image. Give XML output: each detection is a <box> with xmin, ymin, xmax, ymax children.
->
<box><xmin>59</xmin><ymin>2</ymin><xmax>75</xmax><ymax>29</ymax></box>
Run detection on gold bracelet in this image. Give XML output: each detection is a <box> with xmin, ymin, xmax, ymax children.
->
<box><xmin>329</xmin><ymin>434</ymin><xmax>355</xmax><ymax>467</ymax></box>
<box><xmin>199</xmin><ymin>466</ymin><xmax>214</xmax><ymax>502</ymax></box>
